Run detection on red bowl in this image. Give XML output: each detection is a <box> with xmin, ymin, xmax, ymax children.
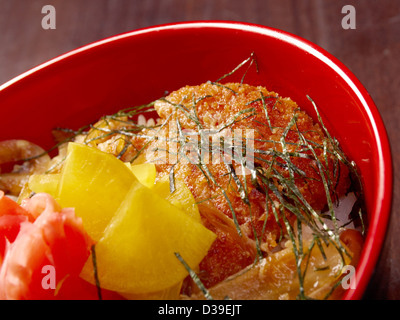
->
<box><xmin>0</xmin><ymin>21</ymin><xmax>392</xmax><ymax>300</ymax></box>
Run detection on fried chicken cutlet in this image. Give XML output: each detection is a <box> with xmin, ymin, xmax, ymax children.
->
<box><xmin>93</xmin><ymin>82</ymin><xmax>352</xmax><ymax>290</ymax></box>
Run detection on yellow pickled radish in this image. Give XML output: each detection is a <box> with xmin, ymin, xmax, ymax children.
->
<box><xmin>57</xmin><ymin>142</ymin><xmax>139</xmax><ymax>241</ymax></box>
<box><xmin>28</xmin><ymin>174</ymin><xmax>60</xmax><ymax>196</ymax></box>
<box><xmin>81</xmin><ymin>183</ymin><xmax>216</xmax><ymax>294</ymax></box>
<box><xmin>125</xmin><ymin>162</ymin><xmax>156</xmax><ymax>188</ymax></box>
<box><xmin>152</xmin><ymin>175</ymin><xmax>201</xmax><ymax>222</ymax></box>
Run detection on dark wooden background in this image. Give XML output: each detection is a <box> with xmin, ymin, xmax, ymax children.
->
<box><xmin>0</xmin><ymin>0</ymin><xmax>398</xmax><ymax>299</ymax></box>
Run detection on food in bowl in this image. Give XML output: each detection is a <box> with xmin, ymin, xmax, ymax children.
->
<box><xmin>0</xmin><ymin>55</ymin><xmax>365</xmax><ymax>300</ymax></box>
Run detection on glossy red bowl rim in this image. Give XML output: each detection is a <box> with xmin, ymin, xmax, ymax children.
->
<box><xmin>0</xmin><ymin>21</ymin><xmax>393</xmax><ymax>300</ymax></box>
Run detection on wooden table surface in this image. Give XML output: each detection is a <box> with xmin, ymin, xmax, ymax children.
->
<box><xmin>0</xmin><ymin>0</ymin><xmax>398</xmax><ymax>300</ymax></box>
